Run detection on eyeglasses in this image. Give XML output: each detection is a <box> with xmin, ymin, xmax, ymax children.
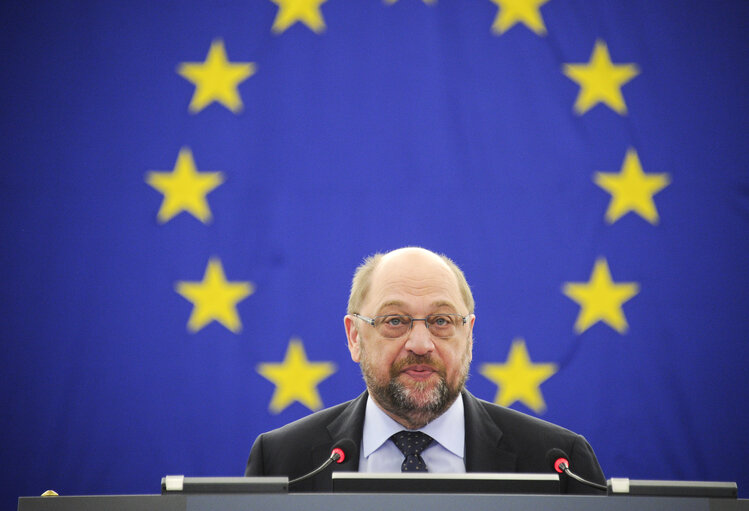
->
<box><xmin>352</xmin><ymin>313</ymin><xmax>469</xmax><ymax>339</ymax></box>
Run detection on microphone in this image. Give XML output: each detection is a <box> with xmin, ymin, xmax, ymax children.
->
<box><xmin>545</xmin><ymin>448</ymin><xmax>738</xmax><ymax>497</ymax></box>
<box><xmin>289</xmin><ymin>439</ymin><xmax>357</xmax><ymax>486</ymax></box>
<box><xmin>546</xmin><ymin>448</ymin><xmax>607</xmax><ymax>492</ymax></box>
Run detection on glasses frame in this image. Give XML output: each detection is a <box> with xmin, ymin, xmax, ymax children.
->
<box><xmin>351</xmin><ymin>312</ymin><xmax>469</xmax><ymax>339</ymax></box>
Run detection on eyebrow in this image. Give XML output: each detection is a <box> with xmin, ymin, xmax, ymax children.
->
<box><xmin>429</xmin><ymin>300</ymin><xmax>458</xmax><ymax>310</ymax></box>
<box><xmin>376</xmin><ymin>300</ymin><xmax>406</xmax><ymax>313</ymax></box>
<box><xmin>376</xmin><ymin>300</ymin><xmax>458</xmax><ymax>314</ymax></box>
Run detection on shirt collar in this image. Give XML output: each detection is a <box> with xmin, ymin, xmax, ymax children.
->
<box><xmin>361</xmin><ymin>392</ymin><xmax>465</xmax><ymax>459</ymax></box>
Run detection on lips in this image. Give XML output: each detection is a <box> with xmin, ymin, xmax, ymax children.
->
<box><xmin>402</xmin><ymin>365</ymin><xmax>437</xmax><ymax>380</ymax></box>
<box><xmin>390</xmin><ymin>355</ymin><xmax>446</xmax><ymax>381</ymax></box>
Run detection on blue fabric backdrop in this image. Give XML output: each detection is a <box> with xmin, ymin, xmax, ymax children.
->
<box><xmin>2</xmin><ymin>1</ymin><xmax>748</xmax><ymax>507</ymax></box>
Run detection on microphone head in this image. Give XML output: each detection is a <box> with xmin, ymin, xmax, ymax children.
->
<box><xmin>332</xmin><ymin>438</ymin><xmax>358</xmax><ymax>465</ymax></box>
<box><xmin>545</xmin><ymin>448</ymin><xmax>570</xmax><ymax>474</ymax></box>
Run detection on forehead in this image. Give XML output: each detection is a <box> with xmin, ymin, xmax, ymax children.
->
<box><xmin>363</xmin><ymin>251</ymin><xmax>465</xmax><ymax>313</ymax></box>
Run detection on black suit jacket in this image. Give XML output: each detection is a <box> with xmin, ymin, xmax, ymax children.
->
<box><xmin>245</xmin><ymin>390</ymin><xmax>605</xmax><ymax>494</ymax></box>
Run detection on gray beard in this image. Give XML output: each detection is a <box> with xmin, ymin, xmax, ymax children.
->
<box><xmin>360</xmin><ymin>351</ymin><xmax>468</xmax><ymax>429</ymax></box>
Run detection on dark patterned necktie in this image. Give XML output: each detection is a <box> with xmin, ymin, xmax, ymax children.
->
<box><xmin>390</xmin><ymin>431</ymin><xmax>434</xmax><ymax>472</ymax></box>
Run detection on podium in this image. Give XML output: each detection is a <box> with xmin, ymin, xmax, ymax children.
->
<box><xmin>17</xmin><ymin>493</ymin><xmax>749</xmax><ymax>511</ymax></box>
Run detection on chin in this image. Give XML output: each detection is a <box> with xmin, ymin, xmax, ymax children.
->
<box><xmin>395</xmin><ymin>377</ymin><xmax>449</xmax><ymax>410</ymax></box>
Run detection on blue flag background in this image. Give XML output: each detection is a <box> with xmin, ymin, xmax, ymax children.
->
<box><xmin>2</xmin><ymin>1</ymin><xmax>748</xmax><ymax>507</ymax></box>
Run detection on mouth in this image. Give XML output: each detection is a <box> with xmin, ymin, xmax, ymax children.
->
<box><xmin>402</xmin><ymin>365</ymin><xmax>438</xmax><ymax>380</ymax></box>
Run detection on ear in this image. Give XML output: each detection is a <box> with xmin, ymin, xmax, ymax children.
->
<box><xmin>344</xmin><ymin>315</ymin><xmax>362</xmax><ymax>363</ymax></box>
<box><xmin>466</xmin><ymin>314</ymin><xmax>476</xmax><ymax>361</ymax></box>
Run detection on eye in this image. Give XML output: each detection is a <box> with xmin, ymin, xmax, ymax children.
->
<box><xmin>429</xmin><ymin>314</ymin><xmax>453</xmax><ymax>327</ymax></box>
<box><xmin>374</xmin><ymin>315</ymin><xmax>412</xmax><ymax>338</ymax></box>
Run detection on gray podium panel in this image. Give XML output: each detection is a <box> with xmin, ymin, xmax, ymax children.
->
<box><xmin>18</xmin><ymin>493</ymin><xmax>749</xmax><ymax>511</ymax></box>
<box><xmin>18</xmin><ymin>495</ymin><xmax>184</xmax><ymax>511</ymax></box>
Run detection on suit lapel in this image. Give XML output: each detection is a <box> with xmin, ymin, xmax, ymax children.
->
<box><xmin>463</xmin><ymin>390</ymin><xmax>517</xmax><ymax>472</ymax></box>
<box><xmin>325</xmin><ymin>391</ymin><xmax>367</xmax><ymax>473</ymax></box>
<box><xmin>308</xmin><ymin>390</ymin><xmax>517</xmax><ymax>479</ymax></box>
<box><xmin>294</xmin><ymin>393</ymin><xmax>367</xmax><ymax>491</ymax></box>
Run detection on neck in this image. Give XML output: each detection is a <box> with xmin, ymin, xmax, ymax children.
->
<box><xmin>367</xmin><ymin>391</ymin><xmax>459</xmax><ymax>430</ymax></box>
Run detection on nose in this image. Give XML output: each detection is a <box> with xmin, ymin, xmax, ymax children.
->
<box><xmin>404</xmin><ymin>319</ymin><xmax>435</xmax><ymax>355</ymax></box>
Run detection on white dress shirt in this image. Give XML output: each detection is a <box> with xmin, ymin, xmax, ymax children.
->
<box><xmin>358</xmin><ymin>393</ymin><xmax>466</xmax><ymax>473</ymax></box>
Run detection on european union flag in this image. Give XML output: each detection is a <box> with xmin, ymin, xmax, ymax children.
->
<box><xmin>2</xmin><ymin>1</ymin><xmax>747</xmax><ymax>507</ymax></box>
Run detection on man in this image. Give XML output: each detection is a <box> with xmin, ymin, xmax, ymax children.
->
<box><xmin>245</xmin><ymin>247</ymin><xmax>605</xmax><ymax>493</ymax></box>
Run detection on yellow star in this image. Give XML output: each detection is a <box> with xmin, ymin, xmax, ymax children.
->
<box><xmin>257</xmin><ymin>338</ymin><xmax>337</xmax><ymax>413</ymax></box>
<box><xmin>489</xmin><ymin>0</ymin><xmax>551</xmax><ymax>36</ymax></box>
<box><xmin>175</xmin><ymin>258</ymin><xmax>254</xmax><ymax>333</ymax></box>
<box><xmin>562</xmin><ymin>258</ymin><xmax>640</xmax><ymax>334</ymax></box>
<box><xmin>594</xmin><ymin>148</ymin><xmax>671</xmax><ymax>225</ymax></box>
<box><xmin>145</xmin><ymin>147</ymin><xmax>224</xmax><ymax>224</ymax></box>
<box><xmin>563</xmin><ymin>39</ymin><xmax>640</xmax><ymax>115</ymax></box>
<box><xmin>479</xmin><ymin>339</ymin><xmax>557</xmax><ymax>414</ymax></box>
<box><xmin>270</xmin><ymin>0</ymin><xmax>328</xmax><ymax>34</ymax></box>
<box><xmin>177</xmin><ymin>39</ymin><xmax>256</xmax><ymax>114</ymax></box>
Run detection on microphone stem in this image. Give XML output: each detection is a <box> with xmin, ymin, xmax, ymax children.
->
<box><xmin>562</xmin><ymin>467</ymin><xmax>607</xmax><ymax>491</ymax></box>
<box><xmin>289</xmin><ymin>453</ymin><xmax>340</xmax><ymax>485</ymax></box>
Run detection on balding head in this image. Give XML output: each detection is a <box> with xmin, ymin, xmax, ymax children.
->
<box><xmin>347</xmin><ymin>247</ymin><xmax>475</xmax><ymax>316</ymax></box>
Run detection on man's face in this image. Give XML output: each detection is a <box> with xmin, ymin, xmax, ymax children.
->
<box><xmin>345</xmin><ymin>249</ymin><xmax>475</xmax><ymax>429</ymax></box>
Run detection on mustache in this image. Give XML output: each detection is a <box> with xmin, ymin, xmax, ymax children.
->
<box><xmin>390</xmin><ymin>354</ymin><xmax>446</xmax><ymax>377</ymax></box>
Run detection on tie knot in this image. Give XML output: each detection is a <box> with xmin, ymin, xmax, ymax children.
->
<box><xmin>390</xmin><ymin>430</ymin><xmax>434</xmax><ymax>457</ymax></box>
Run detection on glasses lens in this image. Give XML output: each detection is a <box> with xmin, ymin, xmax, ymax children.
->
<box><xmin>427</xmin><ymin>314</ymin><xmax>459</xmax><ymax>338</ymax></box>
<box><xmin>374</xmin><ymin>315</ymin><xmax>411</xmax><ymax>338</ymax></box>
